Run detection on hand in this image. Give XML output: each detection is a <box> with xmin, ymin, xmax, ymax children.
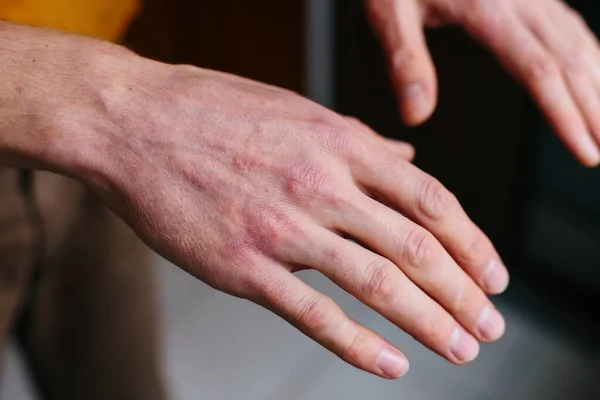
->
<box><xmin>0</xmin><ymin>25</ymin><xmax>508</xmax><ymax>379</ymax></box>
<box><xmin>82</xmin><ymin>54</ymin><xmax>508</xmax><ymax>378</ymax></box>
<box><xmin>366</xmin><ymin>0</ymin><xmax>600</xmax><ymax>166</ymax></box>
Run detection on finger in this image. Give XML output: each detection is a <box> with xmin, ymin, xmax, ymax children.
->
<box><xmin>350</xmin><ymin>151</ymin><xmax>509</xmax><ymax>295</ymax></box>
<box><xmin>323</xmin><ymin>186</ymin><xmax>505</xmax><ymax>344</ymax></box>
<box><xmin>522</xmin><ymin>2</ymin><xmax>600</xmax><ymax>154</ymax></box>
<box><xmin>366</xmin><ymin>0</ymin><xmax>438</xmax><ymax>125</ymax></box>
<box><xmin>286</xmin><ymin>226</ymin><xmax>481</xmax><ymax>364</ymax></box>
<box><xmin>252</xmin><ymin>262</ymin><xmax>410</xmax><ymax>379</ymax></box>
<box><xmin>345</xmin><ymin>116</ymin><xmax>416</xmax><ymax>161</ymax></box>
<box><xmin>461</xmin><ymin>8</ymin><xmax>600</xmax><ymax>166</ymax></box>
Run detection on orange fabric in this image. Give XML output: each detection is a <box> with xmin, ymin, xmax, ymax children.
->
<box><xmin>0</xmin><ymin>0</ymin><xmax>140</xmax><ymax>41</ymax></box>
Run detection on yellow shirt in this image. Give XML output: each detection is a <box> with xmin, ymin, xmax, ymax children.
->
<box><xmin>0</xmin><ymin>0</ymin><xmax>140</xmax><ymax>42</ymax></box>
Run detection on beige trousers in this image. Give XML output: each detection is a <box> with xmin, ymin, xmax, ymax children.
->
<box><xmin>0</xmin><ymin>168</ymin><xmax>167</xmax><ymax>399</ymax></box>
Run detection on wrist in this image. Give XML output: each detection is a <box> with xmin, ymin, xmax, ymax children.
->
<box><xmin>0</xmin><ymin>23</ymin><xmax>136</xmax><ymax>185</ymax></box>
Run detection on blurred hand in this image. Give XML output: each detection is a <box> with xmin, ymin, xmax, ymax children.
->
<box><xmin>89</xmin><ymin>57</ymin><xmax>508</xmax><ymax>379</ymax></box>
<box><xmin>366</xmin><ymin>0</ymin><xmax>600</xmax><ymax>166</ymax></box>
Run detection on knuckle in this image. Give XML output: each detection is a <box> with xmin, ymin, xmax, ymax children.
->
<box><xmin>416</xmin><ymin>178</ymin><xmax>457</xmax><ymax>221</ymax></box>
<box><xmin>390</xmin><ymin>48</ymin><xmax>419</xmax><ymax>71</ymax></box>
<box><xmin>223</xmin><ymin>234</ymin><xmax>259</xmax><ymax>265</ymax></box>
<box><xmin>323</xmin><ymin>182</ymin><xmax>352</xmax><ymax>209</ymax></box>
<box><xmin>244</xmin><ymin>204</ymin><xmax>300</xmax><ymax>256</ymax></box>
<box><xmin>525</xmin><ymin>55</ymin><xmax>559</xmax><ymax>82</ymax></box>
<box><xmin>402</xmin><ymin>228</ymin><xmax>437</xmax><ymax>268</ymax></box>
<box><xmin>417</xmin><ymin>308</ymin><xmax>449</xmax><ymax>343</ymax></box>
<box><xmin>362</xmin><ymin>262</ymin><xmax>399</xmax><ymax>304</ymax></box>
<box><xmin>461</xmin><ymin>0</ymin><xmax>503</xmax><ymax>40</ymax></box>
<box><xmin>563</xmin><ymin>43</ymin><xmax>588</xmax><ymax>73</ymax></box>
<box><xmin>323</xmin><ymin>125</ymin><xmax>353</xmax><ymax>156</ymax></box>
<box><xmin>286</xmin><ymin>161</ymin><xmax>330</xmax><ymax>195</ymax></box>
<box><xmin>449</xmin><ymin>282</ymin><xmax>471</xmax><ymax>314</ymax></box>
<box><xmin>310</xmin><ymin>119</ymin><xmax>354</xmax><ymax>156</ymax></box>
<box><xmin>297</xmin><ymin>296</ymin><xmax>336</xmax><ymax>333</ymax></box>
<box><xmin>455</xmin><ymin>231</ymin><xmax>490</xmax><ymax>266</ymax></box>
<box><xmin>341</xmin><ymin>331</ymin><xmax>363</xmax><ymax>365</ymax></box>
<box><xmin>464</xmin><ymin>0</ymin><xmax>497</xmax><ymax>18</ymax></box>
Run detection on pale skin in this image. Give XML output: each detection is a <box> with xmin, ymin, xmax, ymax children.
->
<box><xmin>0</xmin><ymin>0</ymin><xmax>596</xmax><ymax>380</ymax></box>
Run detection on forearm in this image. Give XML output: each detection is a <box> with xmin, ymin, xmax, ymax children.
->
<box><xmin>0</xmin><ymin>21</ymin><xmax>126</xmax><ymax>178</ymax></box>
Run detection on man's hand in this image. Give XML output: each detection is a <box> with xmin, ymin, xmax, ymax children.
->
<box><xmin>91</xmin><ymin>58</ymin><xmax>508</xmax><ymax>379</ymax></box>
<box><xmin>366</xmin><ymin>0</ymin><xmax>600</xmax><ymax>166</ymax></box>
<box><xmin>1</xmin><ymin>23</ymin><xmax>508</xmax><ymax>379</ymax></box>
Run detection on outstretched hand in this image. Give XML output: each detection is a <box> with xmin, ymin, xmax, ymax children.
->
<box><xmin>90</xmin><ymin>60</ymin><xmax>508</xmax><ymax>379</ymax></box>
<box><xmin>0</xmin><ymin>24</ymin><xmax>509</xmax><ymax>380</ymax></box>
<box><xmin>366</xmin><ymin>0</ymin><xmax>600</xmax><ymax>166</ymax></box>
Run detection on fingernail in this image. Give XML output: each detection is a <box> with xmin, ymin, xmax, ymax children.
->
<box><xmin>404</xmin><ymin>83</ymin><xmax>429</xmax><ymax>121</ymax></box>
<box><xmin>483</xmin><ymin>259</ymin><xmax>510</xmax><ymax>294</ymax></box>
<box><xmin>477</xmin><ymin>305</ymin><xmax>506</xmax><ymax>342</ymax></box>
<box><xmin>580</xmin><ymin>134</ymin><xmax>600</xmax><ymax>166</ymax></box>
<box><xmin>377</xmin><ymin>348</ymin><xmax>409</xmax><ymax>378</ymax></box>
<box><xmin>450</xmin><ymin>327</ymin><xmax>480</xmax><ymax>364</ymax></box>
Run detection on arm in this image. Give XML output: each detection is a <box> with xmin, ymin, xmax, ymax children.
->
<box><xmin>1</xmin><ymin>21</ymin><xmax>508</xmax><ymax>378</ymax></box>
<box><xmin>366</xmin><ymin>0</ymin><xmax>600</xmax><ymax>166</ymax></box>
<box><xmin>0</xmin><ymin>22</ymin><xmax>125</xmax><ymax>175</ymax></box>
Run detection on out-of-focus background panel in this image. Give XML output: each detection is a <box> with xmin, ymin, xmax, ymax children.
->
<box><xmin>125</xmin><ymin>0</ymin><xmax>305</xmax><ymax>92</ymax></box>
<box><xmin>336</xmin><ymin>12</ymin><xmax>529</xmax><ymax>249</ymax></box>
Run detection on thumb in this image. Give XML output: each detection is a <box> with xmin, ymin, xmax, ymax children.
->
<box><xmin>366</xmin><ymin>0</ymin><xmax>438</xmax><ymax>126</ymax></box>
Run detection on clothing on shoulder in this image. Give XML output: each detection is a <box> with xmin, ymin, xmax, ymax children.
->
<box><xmin>0</xmin><ymin>0</ymin><xmax>140</xmax><ymax>41</ymax></box>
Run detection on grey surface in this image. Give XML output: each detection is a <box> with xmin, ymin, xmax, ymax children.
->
<box><xmin>2</xmin><ymin>254</ymin><xmax>598</xmax><ymax>400</ymax></box>
<box><xmin>305</xmin><ymin>0</ymin><xmax>335</xmax><ymax>108</ymax></box>
<box><xmin>0</xmin><ymin>339</ymin><xmax>37</xmax><ymax>400</ymax></box>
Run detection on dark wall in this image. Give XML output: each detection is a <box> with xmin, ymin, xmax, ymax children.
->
<box><xmin>124</xmin><ymin>0</ymin><xmax>305</xmax><ymax>92</ymax></box>
<box><xmin>336</xmin><ymin>1</ymin><xmax>530</xmax><ymax>250</ymax></box>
